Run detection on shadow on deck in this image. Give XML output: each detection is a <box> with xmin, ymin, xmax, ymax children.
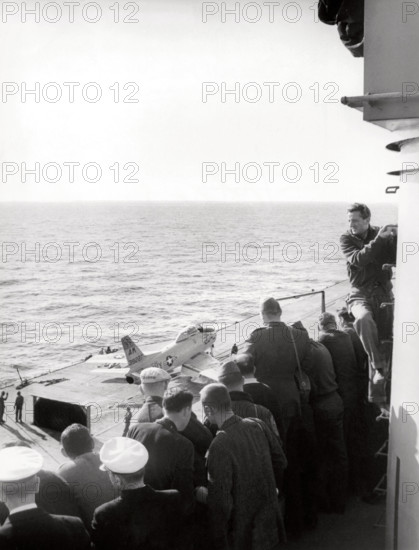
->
<box><xmin>287</xmin><ymin>496</ymin><xmax>385</xmax><ymax>550</ymax></box>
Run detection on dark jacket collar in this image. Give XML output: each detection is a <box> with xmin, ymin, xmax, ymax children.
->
<box><xmin>120</xmin><ymin>485</ymin><xmax>152</xmax><ymax>501</ymax></box>
<box><xmin>219</xmin><ymin>414</ymin><xmax>241</xmax><ymax>431</ymax></box>
<box><xmin>229</xmin><ymin>391</ymin><xmax>254</xmax><ymax>403</ymax></box>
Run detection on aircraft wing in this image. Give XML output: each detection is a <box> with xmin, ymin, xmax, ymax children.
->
<box><xmin>86</xmin><ymin>352</ymin><xmax>128</xmax><ymax>369</ymax></box>
<box><xmin>181</xmin><ymin>353</ymin><xmax>220</xmax><ymax>380</ymax></box>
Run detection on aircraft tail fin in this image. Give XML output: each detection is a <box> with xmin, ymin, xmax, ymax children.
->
<box><xmin>121</xmin><ymin>335</ymin><xmax>144</xmax><ymax>365</ymax></box>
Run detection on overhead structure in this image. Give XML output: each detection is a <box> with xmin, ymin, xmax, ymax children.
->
<box><xmin>342</xmin><ymin>1</ymin><xmax>419</xmax><ymax>549</ymax></box>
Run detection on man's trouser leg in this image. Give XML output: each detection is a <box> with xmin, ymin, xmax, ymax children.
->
<box><xmin>349</xmin><ymin>298</ymin><xmax>387</xmax><ymax>405</ymax></box>
<box><xmin>350</xmin><ymin>300</ymin><xmax>384</xmax><ymax>370</ymax></box>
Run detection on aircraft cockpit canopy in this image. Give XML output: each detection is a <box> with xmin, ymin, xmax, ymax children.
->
<box><xmin>175</xmin><ymin>325</ymin><xmax>200</xmax><ymax>343</ymax></box>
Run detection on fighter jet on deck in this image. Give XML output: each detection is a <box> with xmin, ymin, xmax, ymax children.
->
<box><xmin>122</xmin><ymin>324</ymin><xmax>219</xmax><ymax>384</ymax></box>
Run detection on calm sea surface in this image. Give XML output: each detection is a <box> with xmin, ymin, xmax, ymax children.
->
<box><xmin>0</xmin><ymin>201</ymin><xmax>397</xmax><ymax>385</ymax></box>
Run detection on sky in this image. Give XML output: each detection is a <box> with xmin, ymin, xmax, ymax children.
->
<box><xmin>0</xmin><ymin>0</ymin><xmax>408</xmax><ymax>203</ymax></box>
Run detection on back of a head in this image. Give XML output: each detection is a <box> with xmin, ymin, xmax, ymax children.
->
<box><xmin>347</xmin><ymin>202</ymin><xmax>371</xmax><ymax>220</ymax></box>
<box><xmin>200</xmin><ymin>383</ymin><xmax>232</xmax><ymax>411</ymax></box>
<box><xmin>260</xmin><ymin>297</ymin><xmax>282</xmax><ymax>318</ymax></box>
<box><xmin>337</xmin><ymin>307</ymin><xmax>354</xmax><ymax>326</ymax></box>
<box><xmin>235</xmin><ymin>353</ymin><xmax>255</xmax><ymax>376</ymax></box>
<box><xmin>217</xmin><ymin>361</ymin><xmax>243</xmax><ymax>390</ymax></box>
<box><xmin>163</xmin><ymin>389</ymin><xmax>193</xmax><ymax>413</ymax></box>
<box><xmin>61</xmin><ymin>423</ymin><xmax>94</xmax><ymax>458</ymax></box>
<box><xmin>318</xmin><ymin>312</ymin><xmax>337</xmax><ymax>330</ymax></box>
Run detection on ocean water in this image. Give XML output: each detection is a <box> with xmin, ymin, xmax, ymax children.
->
<box><xmin>0</xmin><ymin>201</ymin><xmax>397</xmax><ymax>386</ymax></box>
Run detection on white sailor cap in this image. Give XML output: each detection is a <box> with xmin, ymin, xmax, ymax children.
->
<box><xmin>140</xmin><ymin>367</ymin><xmax>170</xmax><ymax>383</ymax></box>
<box><xmin>99</xmin><ymin>437</ymin><xmax>149</xmax><ymax>474</ymax></box>
<box><xmin>0</xmin><ymin>447</ymin><xmax>43</xmax><ymax>482</ymax></box>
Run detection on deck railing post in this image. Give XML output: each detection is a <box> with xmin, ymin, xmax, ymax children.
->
<box><xmin>321</xmin><ymin>291</ymin><xmax>326</xmax><ymax>313</ymax></box>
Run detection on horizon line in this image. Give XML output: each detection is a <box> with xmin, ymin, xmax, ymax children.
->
<box><xmin>0</xmin><ymin>199</ymin><xmax>398</xmax><ymax>205</ymax></box>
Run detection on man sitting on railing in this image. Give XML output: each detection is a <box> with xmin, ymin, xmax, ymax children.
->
<box><xmin>340</xmin><ymin>203</ymin><xmax>397</xmax><ymax>412</ymax></box>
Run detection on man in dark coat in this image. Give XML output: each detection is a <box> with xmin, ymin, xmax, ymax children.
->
<box><xmin>0</xmin><ymin>441</ymin><xmax>82</xmax><ymax>523</ymax></box>
<box><xmin>318</xmin><ymin>312</ymin><xmax>366</xmax><ymax>495</ymax></box>
<box><xmin>318</xmin><ymin>313</ymin><xmax>361</xmax><ymax>410</ymax></box>
<box><xmin>244</xmin><ymin>297</ymin><xmax>312</xmax><ymax>436</ymax></box>
<box><xmin>235</xmin><ymin>353</ymin><xmax>285</xmax><ymax>442</ymax></box>
<box><xmin>198</xmin><ymin>384</ymin><xmax>287</xmax><ymax>550</ymax></box>
<box><xmin>131</xmin><ymin>367</ymin><xmax>213</xmax><ymax>487</ymax></box>
<box><xmin>122</xmin><ymin>407</ymin><xmax>132</xmax><ymax>437</ymax></box>
<box><xmin>0</xmin><ymin>391</ymin><xmax>8</xmax><ymax>423</ymax></box>
<box><xmin>128</xmin><ymin>390</ymin><xmax>195</xmax><ymax>516</ymax></box>
<box><xmin>244</xmin><ymin>297</ymin><xmax>312</xmax><ymax>536</ymax></box>
<box><xmin>309</xmin><ymin>338</ymin><xmax>348</xmax><ymax>512</ymax></box>
<box><xmin>217</xmin><ymin>360</ymin><xmax>282</xmax><ymax>442</ymax></box>
<box><xmin>0</xmin><ymin>446</ymin><xmax>90</xmax><ymax>550</ymax></box>
<box><xmin>131</xmin><ymin>367</ymin><xmax>171</xmax><ymax>423</ymax></box>
<box><xmin>59</xmin><ymin>423</ymin><xmax>116</xmax><ymax>531</ymax></box>
<box><xmin>340</xmin><ymin>202</ymin><xmax>397</xmax><ymax>409</ymax></box>
<box><xmin>337</xmin><ymin>307</ymin><xmax>369</xmax><ymax>399</ymax></box>
<box><xmin>92</xmin><ymin>437</ymin><xmax>183</xmax><ymax>550</ymax></box>
<box><xmin>14</xmin><ymin>392</ymin><xmax>24</xmax><ymax>423</ymax></box>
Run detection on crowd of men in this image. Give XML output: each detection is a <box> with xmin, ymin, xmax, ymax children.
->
<box><xmin>0</xmin><ymin>203</ymin><xmax>396</xmax><ymax>549</ymax></box>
